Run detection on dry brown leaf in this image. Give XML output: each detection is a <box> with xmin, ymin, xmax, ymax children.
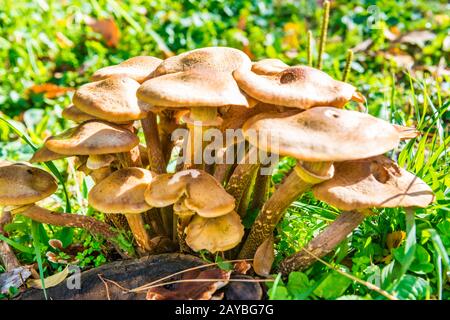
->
<box><xmin>28</xmin><ymin>84</ymin><xmax>74</xmax><ymax>98</ymax></box>
<box><xmin>386</xmin><ymin>231</ymin><xmax>406</xmax><ymax>250</ymax></box>
<box><xmin>87</xmin><ymin>18</ymin><xmax>121</xmax><ymax>47</ymax></box>
<box><xmin>233</xmin><ymin>260</ymin><xmax>251</xmax><ymax>275</ymax></box>
<box><xmin>253</xmin><ymin>235</ymin><xmax>274</xmax><ymax>277</ymax></box>
<box><xmin>27</xmin><ymin>266</ymin><xmax>69</xmax><ymax>289</ymax></box>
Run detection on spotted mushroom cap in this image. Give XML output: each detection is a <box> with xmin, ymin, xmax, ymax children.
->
<box><xmin>88</xmin><ymin>167</ymin><xmax>154</xmax><ymax>214</ymax></box>
<box><xmin>148</xmin><ymin>47</ymin><xmax>252</xmax><ymax>78</ymax></box>
<box><xmin>91</xmin><ymin>56</ymin><xmax>162</xmax><ymax>83</ymax></box>
<box><xmin>0</xmin><ymin>162</ymin><xmax>57</xmax><ymax>206</ymax></box>
<box><xmin>234</xmin><ymin>65</ymin><xmax>364</xmax><ymax>109</ymax></box>
<box><xmin>144</xmin><ymin>169</ymin><xmax>235</xmax><ymax>218</ymax></box>
<box><xmin>73</xmin><ymin>76</ymin><xmax>150</xmax><ymax>122</ymax></box>
<box><xmin>137</xmin><ymin>69</ymin><xmax>249</xmax><ymax>108</ymax></box>
<box><xmin>313</xmin><ymin>155</ymin><xmax>435</xmax><ymax>210</ymax></box>
<box><xmin>185</xmin><ymin>210</ymin><xmax>245</xmax><ymax>253</ymax></box>
<box><xmin>243</xmin><ymin>107</ymin><xmax>400</xmax><ymax>162</ymax></box>
<box><xmin>44</xmin><ymin>120</ymin><xmax>139</xmax><ymax>156</ymax></box>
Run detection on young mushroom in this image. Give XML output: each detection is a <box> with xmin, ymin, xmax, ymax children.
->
<box><xmin>88</xmin><ymin>167</ymin><xmax>156</xmax><ymax>253</ymax></box>
<box><xmin>0</xmin><ymin>162</ymin><xmax>119</xmax><ymax>243</ymax></box>
<box><xmin>238</xmin><ymin>107</ymin><xmax>402</xmax><ymax>258</ymax></box>
<box><xmin>278</xmin><ymin>155</ymin><xmax>434</xmax><ymax>274</ymax></box>
<box><xmin>233</xmin><ymin>65</ymin><xmax>366</xmax><ymax>109</ymax></box>
<box><xmin>91</xmin><ymin>56</ymin><xmax>163</xmax><ymax>83</ymax></box>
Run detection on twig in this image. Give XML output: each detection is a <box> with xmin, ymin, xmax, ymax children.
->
<box><xmin>342</xmin><ymin>49</ymin><xmax>354</xmax><ymax>82</ymax></box>
<box><xmin>300</xmin><ymin>247</ymin><xmax>399</xmax><ymax>300</ymax></box>
<box><xmin>97</xmin><ymin>274</ymin><xmax>111</xmax><ymax>300</ymax></box>
<box><xmin>306</xmin><ymin>30</ymin><xmax>313</xmax><ymax>67</ymax></box>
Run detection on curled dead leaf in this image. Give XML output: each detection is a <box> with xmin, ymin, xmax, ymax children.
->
<box><xmin>86</xmin><ymin>17</ymin><xmax>121</xmax><ymax>47</ymax></box>
<box><xmin>386</xmin><ymin>231</ymin><xmax>406</xmax><ymax>250</ymax></box>
<box><xmin>27</xmin><ymin>266</ymin><xmax>69</xmax><ymax>289</ymax></box>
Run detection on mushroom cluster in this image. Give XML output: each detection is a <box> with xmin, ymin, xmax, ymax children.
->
<box><xmin>2</xmin><ymin>46</ymin><xmax>434</xmax><ymax>280</ymax></box>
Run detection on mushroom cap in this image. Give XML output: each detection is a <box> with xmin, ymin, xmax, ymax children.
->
<box><xmin>44</xmin><ymin>120</ymin><xmax>140</xmax><ymax>156</ymax></box>
<box><xmin>62</xmin><ymin>104</ymin><xmax>99</xmax><ymax>123</ymax></box>
<box><xmin>86</xmin><ymin>154</ymin><xmax>116</xmax><ymax>170</ymax></box>
<box><xmin>233</xmin><ymin>65</ymin><xmax>358</xmax><ymax>109</ymax></box>
<box><xmin>91</xmin><ymin>56</ymin><xmax>162</xmax><ymax>83</ymax></box>
<box><xmin>73</xmin><ymin>76</ymin><xmax>149</xmax><ymax>122</ymax></box>
<box><xmin>185</xmin><ymin>211</ymin><xmax>244</xmax><ymax>253</ymax></box>
<box><xmin>149</xmin><ymin>47</ymin><xmax>252</xmax><ymax>78</ymax></box>
<box><xmin>0</xmin><ymin>162</ymin><xmax>58</xmax><ymax>206</ymax></box>
<box><xmin>144</xmin><ymin>169</ymin><xmax>235</xmax><ymax>218</ymax></box>
<box><xmin>137</xmin><ymin>69</ymin><xmax>249</xmax><ymax>108</ymax></box>
<box><xmin>251</xmin><ymin>58</ymin><xmax>289</xmax><ymax>75</ymax></box>
<box><xmin>313</xmin><ymin>156</ymin><xmax>435</xmax><ymax>210</ymax></box>
<box><xmin>29</xmin><ymin>145</ymin><xmax>68</xmax><ymax>163</ymax></box>
<box><xmin>88</xmin><ymin>167</ymin><xmax>154</xmax><ymax>214</ymax></box>
<box><xmin>243</xmin><ymin>107</ymin><xmax>400</xmax><ymax>162</ymax></box>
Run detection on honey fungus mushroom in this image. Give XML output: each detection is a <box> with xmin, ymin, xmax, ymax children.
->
<box><xmin>0</xmin><ymin>162</ymin><xmax>119</xmax><ymax>243</ymax></box>
<box><xmin>238</xmin><ymin>107</ymin><xmax>402</xmax><ymax>258</ymax></box>
<box><xmin>88</xmin><ymin>167</ymin><xmax>156</xmax><ymax>253</ymax></box>
<box><xmin>278</xmin><ymin>156</ymin><xmax>434</xmax><ymax>274</ymax></box>
<box><xmin>233</xmin><ymin>65</ymin><xmax>365</xmax><ymax>109</ymax></box>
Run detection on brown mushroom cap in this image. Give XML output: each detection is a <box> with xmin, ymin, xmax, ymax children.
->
<box><xmin>185</xmin><ymin>211</ymin><xmax>244</xmax><ymax>253</ymax></box>
<box><xmin>0</xmin><ymin>162</ymin><xmax>57</xmax><ymax>206</ymax></box>
<box><xmin>149</xmin><ymin>47</ymin><xmax>252</xmax><ymax>78</ymax></box>
<box><xmin>234</xmin><ymin>65</ymin><xmax>360</xmax><ymax>109</ymax></box>
<box><xmin>44</xmin><ymin>120</ymin><xmax>139</xmax><ymax>156</ymax></box>
<box><xmin>73</xmin><ymin>76</ymin><xmax>149</xmax><ymax>122</ymax></box>
<box><xmin>29</xmin><ymin>145</ymin><xmax>68</xmax><ymax>163</ymax></box>
<box><xmin>137</xmin><ymin>69</ymin><xmax>248</xmax><ymax>108</ymax></box>
<box><xmin>62</xmin><ymin>104</ymin><xmax>99</xmax><ymax>123</ymax></box>
<box><xmin>91</xmin><ymin>56</ymin><xmax>162</xmax><ymax>83</ymax></box>
<box><xmin>144</xmin><ymin>169</ymin><xmax>235</xmax><ymax>218</ymax></box>
<box><xmin>313</xmin><ymin>156</ymin><xmax>435</xmax><ymax>210</ymax></box>
<box><xmin>243</xmin><ymin>107</ymin><xmax>400</xmax><ymax>162</ymax></box>
<box><xmin>88</xmin><ymin>167</ymin><xmax>154</xmax><ymax>214</ymax></box>
<box><xmin>251</xmin><ymin>58</ymin><xmax>289</xmax><ymax>75</ymax></box>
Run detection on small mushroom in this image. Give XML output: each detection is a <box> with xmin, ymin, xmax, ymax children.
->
<box><xmin>238</xmin><ymin>107</ymin><xmax>402</xmax><ymax>258</ymax></box>
<box><xmin>86</xmin><ymin>154</ymin><xmax>117</xmax><ymax>170</ymax></box>
<box><xmin>88</xmin><ymin>167</ymin><xmax>155</xmax><ymax>252</ymax></box>
<box><xmin>251</xmin><ymin>58</ymin><xmax>289</xmax><ymax>75</ymax></box>
<box><xmin>233</xmin><ymin>65</ymin><xmax>365</xmax><ymax>109</ymax></box>
<box><xmin>278</xmin><ymin>155</ymin><xmax>434</xmax><ymax>273</ymax></box>
<box><xmin>91</xmin><ymin>56</ymin><xmax>163</xmax><ymax>83</ymax></box>
<box><xmin>72</xmin><ymin>75</ymin><xmax>149</xmax><ymax>123</ymax></box>
<box><xmin>144</xmin><ymin>169</ymin><xmax>235</xmax><ymax>218</ymax></box>
<box><xmin>185</xmin><ymin>211</ymin><xmax>244</xmax><ymax>253</ymax></box>
<box><xmin>44</xmin><ymin>120</ymin><xmax>139</xmax><ymax>155</ymax></box>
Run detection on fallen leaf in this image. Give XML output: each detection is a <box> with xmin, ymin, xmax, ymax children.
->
<box><xmin>146</xmin><ymin>268</ymin><xmax>230</xmax><ymax>300</ymax></box>
<box><xmin>27</xmin><ymin>266</ymin><xmax>69</xmax><ymax>289</ymax></box>
<box><xmin>233</xmin><ymin>260</ymin><xmax>251</xmax><ymax>275</ymax></box>
<box><xmin>28</xmin><ymin>84</ymin><xmax>74</xmax><ymax>99</ymax></box>
<box><xmin>399</xmin><ymin>31</ymin><xmax>436</xmax><ymax>48</ymax></box>
<box><xmin>86</xmin><ymin>17</ymin><xmax>121</xmax><ymax>47</ymax></box>
<box><xmin>253</xmin><ymin>235</ymin><xmax>274</xmax><ymax>277</ymax></box>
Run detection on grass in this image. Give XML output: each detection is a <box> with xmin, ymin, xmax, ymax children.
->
<box><xmin>0</xmin><ymin>0</ymin><xmax>449</xmax><ymax>300</ymax></box>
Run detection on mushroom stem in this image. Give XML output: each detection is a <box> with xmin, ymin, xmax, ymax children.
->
<box><xmin>278</xmin><ymin>210</ymin><xmax>366</xmax><ymax>274</ymax></box>
<box><xmin>124</xmin><ymin>214</ymin><xmax>155</xmax><ymax>254</ymax></box>
<box><xmin>238</xmin><ymin>161</ymin><xmax>333</xmax><ymax>259</ymax></box>
<box><xmin>17</xmin><ymin>205</ymin><xmax>120</xmax><ymax>244</ymax></box>
<box><xmin>176</xmin><ymin>215</ymin><xmax>192</xmax><ymax>253</ymax></box>
<box><xmin>250</xmin><ymin>170</ymin><xmax>271</xmax><ymax>212</ymax></box>
<box><xmin>159</xmin><ymin>110</ymin><xmax>177</xmax><ymax>164</ymax></box>
<box><xmin>185</xmin><ymin>107</ymin><xmax>218</xmax><ymax>170</ymax></box>
<box><xmin>0</xmin><ymin>210</ymin><xmax>20</xmax><ymax>271</ymax></box>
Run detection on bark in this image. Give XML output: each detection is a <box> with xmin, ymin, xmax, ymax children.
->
<box><xmin>278</xmin><ymin>211</ymin><xmax>365</xmax><ymax>274</ymax></box>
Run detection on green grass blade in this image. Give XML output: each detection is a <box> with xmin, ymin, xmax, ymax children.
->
<box><xmin>31</xmin><ymin>221</ymin><xmax>48</xmax><ymax>300</ymax></box>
